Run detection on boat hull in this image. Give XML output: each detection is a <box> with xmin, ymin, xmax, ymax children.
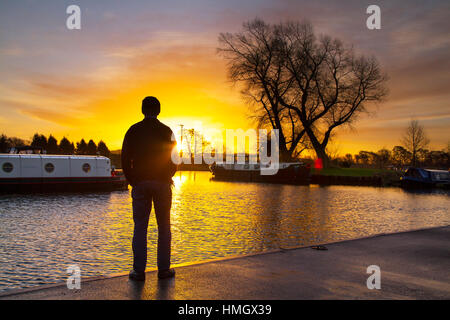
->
<box><xmin>0</xmin><ymin>176</ymin><xmax>128</xmax><ymax>193</ymax></box>
<box><xmin>400</xmin><ymin>178</ymin><xmax>449</xmax><ymax>190</ymax></box>
<box><xmin>211</xmin><ymin>165</ymin><xmax>310</xmax><ymax>185</ymax></box>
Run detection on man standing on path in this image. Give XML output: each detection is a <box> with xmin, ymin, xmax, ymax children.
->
<box><xmin>122</xmin><ymin>96</ymin><xmax>177</xmax><ymax>281</ymax></box>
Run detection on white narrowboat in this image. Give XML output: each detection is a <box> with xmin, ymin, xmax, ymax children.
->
<box><xmin>0</xmin><ymin>154</ymin><xmax>128</xmax><ymax>193</ymax></box>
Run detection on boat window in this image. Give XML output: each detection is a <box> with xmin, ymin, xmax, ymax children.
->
<box><xmin>244</xmin><ymin>164</ymin><xmax>249</xmax><ymax>169</ymax></box>
<box><xmin>2</xmin><ymin>162</ymin><xmax>13</xmax><ymax>173</ymax></box>
<box><xmin>44</xmin><ymin>163</ymin><xmax>55</xmax><ymax>173</ymax></box>
<box><xmin>82</xmin><ymin>163</ymin><xmax>91</xmax><ymax>173</ymax></box>
<box><xmin>433</xmin><ymin>172</ymin><xmax>449</xmax><ymax>181</ymax></box>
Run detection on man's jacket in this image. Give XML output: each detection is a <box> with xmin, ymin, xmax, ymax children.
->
<box><xmin>121</xmin><ymin>117</ymin><xmax>177</xmax><ymax>186</ymax></box>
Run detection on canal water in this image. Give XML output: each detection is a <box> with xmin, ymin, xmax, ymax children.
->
<box><xmin>0</xmin><ymin>171</ymin><xmax>449</xmax><ymax>292</ymax></box>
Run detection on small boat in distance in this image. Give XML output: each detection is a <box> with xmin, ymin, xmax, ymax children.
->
<box><xmin>0</xmin><ymin>154</ymin><xmax>128</xmax><ymax>193</ymax></box>
<box><xmin>210</xmin><ymin>162</ymin><xmax>310</xmax><ymax>185</ymax></box>
<box><xmin>400</xmin><ymin>167</ymin><xmax>449</xmax><ymax>189</ymax></box>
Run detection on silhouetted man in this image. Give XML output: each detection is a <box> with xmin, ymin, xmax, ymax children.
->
<box><xmin>122</xmin><ymin>96</ymin><xmax>177</xmax><ymax>281</ymax></box>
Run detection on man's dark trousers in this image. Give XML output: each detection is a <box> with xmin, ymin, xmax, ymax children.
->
<box><xmin>131</xmin><ymin>180</ymin><xmax>172</xmax><ymax>272</ymax></box>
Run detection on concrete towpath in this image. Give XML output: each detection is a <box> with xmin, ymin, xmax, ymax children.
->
<box><xmin>1</xmin><ymin>226</ymin><xmax>449</xmax><ymax>300</ymax></box>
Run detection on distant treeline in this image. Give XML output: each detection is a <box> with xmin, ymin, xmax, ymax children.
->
<box><xmin>106</xmin><ymin>146</ymin><xmax>450</xmax><ymax>171</ymax></box>
<box><xmin>330</xmin><ymin>146</ymin><xmax>450</xmax><ymax>170</ymax></box>
<box><xmin>2</xmin><ymin>133</ymin><xmax>448</xmax><ymax>170</ymax></box>
<box><xmin>0</xmin><ymin>133</ymin><xmax>111</xmax><ymax>157</ymax></box>
<box><xmin>329</xmin><ymin>120</ymin><xmax>449</xmax><ymax>170</ymax></box>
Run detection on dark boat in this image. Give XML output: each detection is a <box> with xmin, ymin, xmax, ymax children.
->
<box><xmin>0</xmin><ymin>154</ymin><xmax>128</xmax><ymax>193</ymax></box>
<box><xmin>210</xmin><ymin>162</ymin><xmax>310</xmax><ymax>185</ymax></box>
<box><xmin>400</xmin><ymin>167</ymin><xmax>449</xmax><ymax>189</ymax></box>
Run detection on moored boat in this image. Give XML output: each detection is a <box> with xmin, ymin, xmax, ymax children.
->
<box><xmin>210</xmin><ymin>162</ymin><xmax>310</xmax><ymax>184</ymax></box>
<box><xmin>400</xmin><ymin>167</ymin><xmax>449</xmax><ymax>189</ymax></box>
<box><xmin>0</xmin><ymin>154</ymin><xmax>128</xmax><ymax>193</ymax></box>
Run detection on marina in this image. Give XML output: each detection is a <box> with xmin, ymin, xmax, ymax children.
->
<box><xmin>0</xmin><ymin>0</ymin><xmax>449</xmax><ymax>304</ymax></box>
<box><xmin>0</xmin><ymin>171</ymin><xmax>448</xmax><ymax>293</ymax></box>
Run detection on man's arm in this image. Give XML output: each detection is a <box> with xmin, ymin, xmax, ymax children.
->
<box><xmin>121</xmin><ymin>128</ymin><xmax>136</xmax><ymax>186</ymax></box>
<box><xmin>166</xmin><ymin>129</ymin><xmax>178</xmax><ymax>178</ymax></box>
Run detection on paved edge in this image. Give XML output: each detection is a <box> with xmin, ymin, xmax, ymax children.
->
<box><xmin>0</xmin><ymin>224</ymin><xmax>448</xmax><ymax>298</ymax></box>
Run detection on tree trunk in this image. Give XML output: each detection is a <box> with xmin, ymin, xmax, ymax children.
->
<box><xmin>314</xmin><ymin>145</ymin><xmax>330</xmax><ymax>168</ymax></box>
<box><xmin>280</xmin><ymin>149</ymin><xmax>293</xmax><ymax>162</ymax></box>
<box><xmin>304</xmin><ymin>127</ymin><xmax>331</xmax><ymax>168</ymax></box>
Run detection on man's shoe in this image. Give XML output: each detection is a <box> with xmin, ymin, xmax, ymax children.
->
<box><xmin>158</xmin><ymin>268</ymin><xmax>175</xmax><ymax>279</ymax></box>
<box><xmin>129</xmin><ymin>270</ymin><xmax>146</xmax><ymax>281</ymax></box>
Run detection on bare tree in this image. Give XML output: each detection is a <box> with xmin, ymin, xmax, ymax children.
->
<box><xmin>401</xmin><ymin>120</ymin><xmax>429</xmax><ymax>167</ymax></box>
<box><xmin>218</xmin><ymin>19</ymin><xmax>303</xmax><ymax>160</ymax></box>
<box><xmin>218</xmin><ymin>19</ymin><xmax>388</xmax><ymax>166</ymax></box>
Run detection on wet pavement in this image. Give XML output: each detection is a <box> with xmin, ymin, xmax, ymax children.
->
<box><xmin>1</xmin><ymin>226</ymin><xmax>449</xmax><ymax>300</ymax></box>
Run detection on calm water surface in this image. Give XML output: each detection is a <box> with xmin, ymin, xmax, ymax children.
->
<box><xmin>0</xmin><ymin>171</ymin><xmax>449</xmax><ymax>292</ymax></box>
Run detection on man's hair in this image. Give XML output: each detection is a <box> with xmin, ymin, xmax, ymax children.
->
<box><xmin>142</xmin><ymin>96</ymin><xmax>160</xmax><ymax>117</ymax></box>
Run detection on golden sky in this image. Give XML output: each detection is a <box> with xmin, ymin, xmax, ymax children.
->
<box><xmin>1</xmin><ymin>0</ymin><xmax>449</xmax><ymax>155</ymax></box>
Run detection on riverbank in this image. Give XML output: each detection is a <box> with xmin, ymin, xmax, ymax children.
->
<box><xmin>312</xmin><ymin>167</ymin><xmax>402</xmax><ymax>187</ymax></box>
<box><xmin>1</xmin><ymin>226</ymin><xmax>448</xmax><ymax>300</ymax></box>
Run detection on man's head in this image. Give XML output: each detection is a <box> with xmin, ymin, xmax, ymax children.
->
<box><xmin>142</xmin><ymin>96</ymin><xmax>160</xmax><ymax>117</ymax></box>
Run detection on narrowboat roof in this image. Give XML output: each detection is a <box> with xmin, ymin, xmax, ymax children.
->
<box><xmin>407</xmin><ymin>167</ymin><xmax>449</xmax><ymax>174</ymax></box>
<box><xmin>422</xmin><ymin>169</ymin><xmax>449</xmax><ymax>173</ymax></box>
<box><xmin>0</xmin><ymin>154</ymin><xmax>110</xmax><ymax>160</ymax></box>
